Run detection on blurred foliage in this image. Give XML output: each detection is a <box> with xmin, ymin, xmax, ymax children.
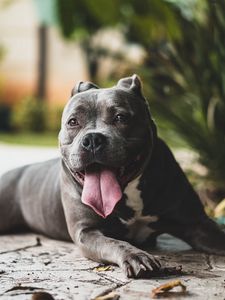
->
<box><xmin>55</xmin><ymin>0</ymin><xmax>182</xmax><ymax>82</ymax></box>
<box><xmin>142</xmin><ymin>0</ymin><xmax>225</xmax><ymax>187</ymax></box>
<box><xmin>11</xmin><ymin>97</ymin><xmax>47</xmax><ymax>132</ymax></box>
<box><xmin>55</xmin><ymin>0</ymin><xmax>225</xmax><ymax>189</ymax></box>
<box><xmin>0</xmin><ymin>132</ymin><xmax>58</xmax><ymax>147</ymax></box>
<box><xmin>10</xmin><ymin>97</ymin><xmax>63</xmax><ymax>133</ymax></box>
<box><xmin>56</xmin><ymin>0</ymin><xmax>181</xmax><ymax>44</ymax></box>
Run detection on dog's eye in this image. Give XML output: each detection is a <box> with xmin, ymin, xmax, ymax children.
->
<box><xmin>114</xmin><ymin>114</ymin><xmax>129</xmax><ymax>124</ymax></box>
<box><xmin>68</xmin><ymin>118</ymin><xmax>79</xmax><ymax>127</ymax></box>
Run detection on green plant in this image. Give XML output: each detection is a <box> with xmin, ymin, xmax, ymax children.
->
<box><xmin>11</xmin><ymin>97</ymin><xmax>47</xmax><ymax>132</ymax></box>
<box><xmin>141</xmin><ymin>0</ymin><xmax>225</xmax><ymax>188</ymax></box>
<box><xmin>55</xmin><ymin>0</ymin><xmax>181</xmax><ymax>82</ymax></box>
<box><xmin>47</xmin><ymin>105</ymin><xmax>63</xmax><ymax>133</ymax></box>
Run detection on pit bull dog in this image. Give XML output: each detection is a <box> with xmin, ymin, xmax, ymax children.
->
<box><xmin>0</xmin><ymin>75</ymin><xmax>225</xmax><ymax>278</ymax></box>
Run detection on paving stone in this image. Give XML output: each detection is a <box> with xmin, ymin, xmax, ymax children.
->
<box><xmin>0</xmin><ymin>234</ymin><xmax>224</xmax><ymax>300</ymax></box>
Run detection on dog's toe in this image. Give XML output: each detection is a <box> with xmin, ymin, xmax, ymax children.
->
<box><xmin>121</xmin><ymin>251</ymin><xmax>161</xmax><ymax>278</ymax></box>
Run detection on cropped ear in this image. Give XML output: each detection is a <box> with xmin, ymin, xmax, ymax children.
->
<box><xmin>117</xmin><ymin>74</ymin><xmax>142</xmax><ymax>94</ymax></box>
<box><xmin>118</xmin><ymin>74</ymin><xmax>154</xmax><ymax>125</ymax></box>
<box><xmin>71</xmin><ymin>81</ymin><xmax>99</xmax><ymax>97</ymax></box>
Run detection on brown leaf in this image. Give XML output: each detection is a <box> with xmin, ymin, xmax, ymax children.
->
<box><xmin>151</xmin><ymin>279</ymin><xmax>187</xmax><ymax>298</ymax></box>
<box><xmin>94</xmin><ymin>291</ymin><xmax>119</xmax><ymax>300</ymax></box>
<box><xmin>32</xmin><ymin>292</ymin><xmax>55</xmax><ymax>300</ymax></box>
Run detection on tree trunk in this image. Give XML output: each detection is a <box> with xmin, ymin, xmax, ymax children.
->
<box><xmin>36</xmin><ymin>24</ymin><xmax>48</xmax><ymax>100</ymax></box>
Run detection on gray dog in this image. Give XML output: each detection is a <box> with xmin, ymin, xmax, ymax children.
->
<box><xmin>1</xmin><ymin>75</ymin><xmax>225</xmax><ymax>278</ymax></box>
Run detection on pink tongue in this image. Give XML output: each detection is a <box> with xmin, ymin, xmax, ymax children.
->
<box><xmin>81</xmin><ymin>168</ymin><xmax>122</xmax><ymax>218</ymax></box>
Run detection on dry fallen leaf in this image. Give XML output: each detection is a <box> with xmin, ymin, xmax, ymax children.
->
<box><xmin>151</xmin><ymin>279</ymin><xmax>186</xmax><ymax>298</ymax></box>
<box><xmin>32</xmin><ymin>292</ymin><xmax>55</xmax><ymax>300</ymax></box>
<box><xmin>94</xmin><ymin>265</ymin><xmax>113</xmax><ymax>272</ymax></box>
<box><xmin>94</xmin><ymin>291</ymin><xmax>119</xmax><ymax>300</ymax></box>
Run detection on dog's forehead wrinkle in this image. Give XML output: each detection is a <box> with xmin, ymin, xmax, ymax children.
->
<box><xmin>66</xmin><ymin>87</ymin><xmax>136</xmax><ymax>118</ymax></box>
<box><xmin>96</xmin><ymin>90</ymin><xmax>134</xmax><ymax>115</ymax></box>
<box><xmin>63</xmin><ymin>94</ymin><xmax>98</xmax><ymax>121</ymax></box>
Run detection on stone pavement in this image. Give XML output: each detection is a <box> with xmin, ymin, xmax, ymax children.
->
<box><xmin>0</xmin><ymin>233</ymin><xmax>225</xmax><ymax>300</ymax></box>
<box><xmin>0</xmin><ymin>143</ymin><xmax>224</xmax><ymax>299</ymax></box>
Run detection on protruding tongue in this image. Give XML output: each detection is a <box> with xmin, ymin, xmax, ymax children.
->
<box><xmin>81</xmin><ymin>166</ymin><xmax>122</xmax><ymax>218</ymax></box>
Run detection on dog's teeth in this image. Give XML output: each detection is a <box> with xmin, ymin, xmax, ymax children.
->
<box><xmin>75</xmin><ymin>172</ymin><xmax>84</xmax><ymax>181</ymax></box>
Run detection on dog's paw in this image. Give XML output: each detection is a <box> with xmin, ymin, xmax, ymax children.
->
<box><xmin>120</xmin><ymin>250</ymin><xmax>161</xmax><ymax>278</ymax></box>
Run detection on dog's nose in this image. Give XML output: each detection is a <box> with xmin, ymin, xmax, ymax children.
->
<box><xmin>81</xmin><ymin>133</ymin><xmax>106</xmax><ymax>152</ymax></box>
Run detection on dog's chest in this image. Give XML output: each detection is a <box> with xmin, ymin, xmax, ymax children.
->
<box><xmin>120</xmin><ymin>176</ymin><xmax>158</xmax><ymax>244</ymax></box>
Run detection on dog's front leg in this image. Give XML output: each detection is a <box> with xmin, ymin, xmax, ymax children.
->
<box><xmin>62</xmin><ymin>196</ymin><xmax>160</xmax><ymax>277</ymax></box>
<box><xmin>61</xmin><ymin>180</ymin><xmax>161</xmax><ymax>278</ymax></box>
<box><xmin>73</xmin><ymin>222</ymin><xmax>161</xmax><ymax>278</ymax></box>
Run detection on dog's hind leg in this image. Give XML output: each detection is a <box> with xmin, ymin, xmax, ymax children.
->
<box><xmin>160</xmin><ymin>216</ymin><xmax>225</xmax><ymax>256</ymax></box>
<box><xmin>0</xmin><ymin>167</ymin><xmax>26</xmax><ymax>233</ymax></box>
<box><xmin>181</xmin><ymin>217</ymin><xmax>225</xmax><ymax>255</ymax></box>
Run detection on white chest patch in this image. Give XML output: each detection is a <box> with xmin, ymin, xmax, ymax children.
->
<box><xmin>122</xmin><ymin>176</ymin><xmax>158</xmax><ymax>244</ymax></box>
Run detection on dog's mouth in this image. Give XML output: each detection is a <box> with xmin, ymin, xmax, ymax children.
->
<box><xmin>74</xmin><ymin>154</ymin><xmax>143</xmax><ymax>186</ymax></box>
<box><xmin>72</xmin><ymin>154</ymin><xmax>145</xmax><ymax>219</ymax></box>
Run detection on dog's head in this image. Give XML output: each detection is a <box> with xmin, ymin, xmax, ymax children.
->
<box><xmin>59</xmin><ymin>75</ymin><xmax>156</xmax><ymax>218</ymax></box>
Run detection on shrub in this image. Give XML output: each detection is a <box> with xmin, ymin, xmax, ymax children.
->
<box><xmin>138</xmin><ymin>0</ymin><xmax>225</xmax><ymax>191</ymax></box>
<box><xmin>11</xmin><ymin>97</ymin><xmax>47</xmax><ymax>132</ymax></box>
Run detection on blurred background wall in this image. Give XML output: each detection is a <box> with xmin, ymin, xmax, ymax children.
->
<box><xmin>0</xmin><ymin>0</ymin><xmax>88</xmax><ymax>104</ymax></box>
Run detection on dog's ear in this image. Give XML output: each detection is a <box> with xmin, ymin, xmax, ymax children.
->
<box><xmin>118</xmin><ymin>74</ymin><xmax>153</xmax><ymax>123</ymax></box>
<box><xmin>117</xmin><ymin>74</ymin><xmax>142</xmax><ymax>94</ymax></box>
<box><xmin>71</xmin><ymin>81</ymin><xmax>99</xmax><ymax>97</ymax></box>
